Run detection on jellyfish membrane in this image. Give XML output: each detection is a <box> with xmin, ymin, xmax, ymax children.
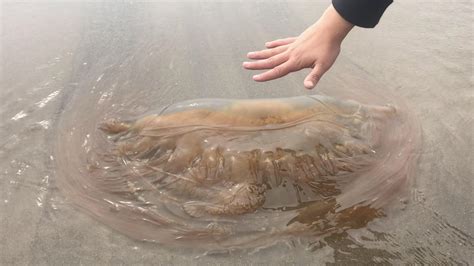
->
<box><xmin>55</xmin><ymin>94</ymin><xmax>421</xmax><ymax>251</ymax></box>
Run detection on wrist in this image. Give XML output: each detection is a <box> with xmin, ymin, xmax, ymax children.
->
<box><xmin>316</xmin><ymin>4</ymin><xmax>354</xmax><ymax>43</ymax></box>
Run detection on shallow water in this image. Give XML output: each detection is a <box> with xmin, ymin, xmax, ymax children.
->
<box><xmin>1</xmin><ymin>1</ymin><xmax>472</xmax><ymax>265</ymax></box>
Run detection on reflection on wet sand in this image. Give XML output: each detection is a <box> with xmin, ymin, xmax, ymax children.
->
<box><xmin>56</xmin><ymin>94</ymin><xmax>421</xmax><ymax>251</ymax></box>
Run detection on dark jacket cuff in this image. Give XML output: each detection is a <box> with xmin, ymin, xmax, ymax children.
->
<box><xmin>332</xmin><ymin>0</ymin><xmax>393</xmax><ymax>28</ymax></box>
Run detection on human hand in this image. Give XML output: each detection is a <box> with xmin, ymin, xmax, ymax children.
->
<box><xmin>243</xmin><ymin>5</ymin><xmax>353</xmax><ymax>89</ymax></box>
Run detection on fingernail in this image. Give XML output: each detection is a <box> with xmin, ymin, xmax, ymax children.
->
<box><xmin>253</xmin><ymin>75</ymin><xmax>260</xmax><ymax>80</ymax></box>
<box><xmin>247</xmin><ymin>52</ymin><xmax>255</xmax><ymax>57</ymax></box>
<box><xmin>304</xmin><ymin>81</ymin><xmax>314</xmax><ymax>89</ymax></box>
<box><xmin>243</xmin><ymin>62</ymin><xmax>249</xmax><ymax>67</ymax></box>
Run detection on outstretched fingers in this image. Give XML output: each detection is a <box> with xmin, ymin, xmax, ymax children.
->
<box><xmin>252</xmin><ymin>60</ymin><xmax>295</xmax><ymax>82</ymax></box>
<box><xmin>265</xmin><ymin>37</ymin><xmax>297</xmax><ymax>48</ymax></box>
<box><xmin>247</xmin><ymin>45</ymin><xmax>288</xmax><ymax>60</ymax></box>
<box><xmin>243</xmin><ymin>52</ymin><xmax>289</xmax><ymax>70</ymax></box>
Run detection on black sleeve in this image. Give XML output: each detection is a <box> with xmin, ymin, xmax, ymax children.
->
<box><xmin>332</xmin><ymin>0</ymin><xmax>393</xmax><ymax>28</ymax></box>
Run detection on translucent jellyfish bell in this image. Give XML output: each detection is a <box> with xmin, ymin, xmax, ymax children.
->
<box><xmin>57</xmin><ymin>94</ymin><xmax>421</xmax><ymax>251</ymax></box>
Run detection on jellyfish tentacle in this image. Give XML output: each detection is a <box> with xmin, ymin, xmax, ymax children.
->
<box><xmin>100</xmin><ymin>118</ymin><xmax>132</xmax><ymax>134</ymax></box>
<box><xmin>182</xmin><ymin>182</ymin><xmax>266</xmax><ymax>217</ymax></box>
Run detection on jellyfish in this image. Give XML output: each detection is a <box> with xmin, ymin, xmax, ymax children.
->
<box><xmin>56</xmin><ymin>94</ymin><xmax>421</xmax><ymax>251</ymax></box>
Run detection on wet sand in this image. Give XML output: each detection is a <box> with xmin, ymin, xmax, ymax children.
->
<box><xmin>1</xmin><ymin>1</ymin><xmax>472</xmax><ymax>264</ymax></box>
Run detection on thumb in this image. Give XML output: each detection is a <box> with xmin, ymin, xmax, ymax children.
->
<box><xmin>304</xmin><ymin>64</ymin><xmax>326</xmax><ymax>89</ymax></box>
